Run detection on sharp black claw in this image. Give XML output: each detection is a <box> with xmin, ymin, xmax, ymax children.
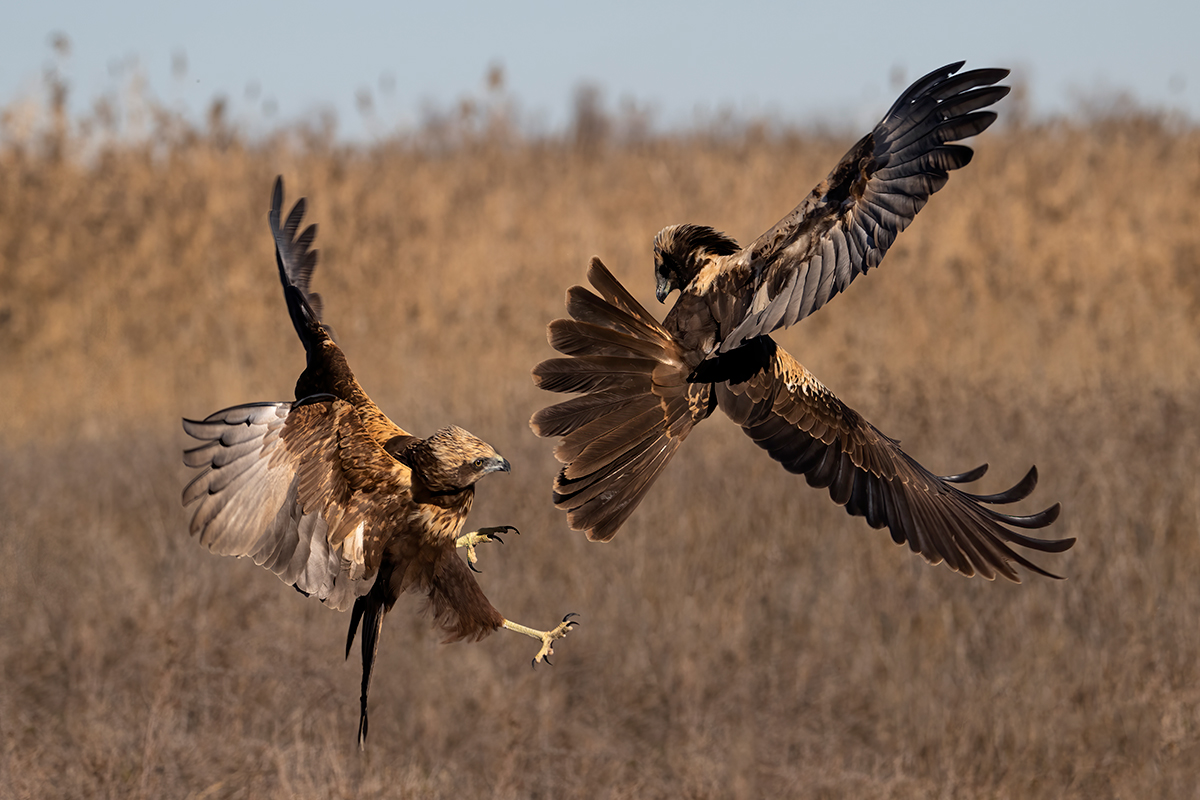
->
<box><xmin>543</xmin><ymin>655</ymin><xmax>553</xmax><ymax>667</ymax></box>
<box><xmin>563</xmin><ymin>612</ymin><xmax>579</xmax><ymax>623</ymax></box>
<box><xmin>493</xmin><ymin>535</ymin><xmax>504</xmax><ymax>545</ymax></box>
<box><xmin>530</xmin><ymin>658</ymin><xmax>537</xmax><ymax>670</ymax></box>
<box><xmin>469</xmin><ymin>561</ymin><xmax>481</xmax><ymax>574</ymax></box>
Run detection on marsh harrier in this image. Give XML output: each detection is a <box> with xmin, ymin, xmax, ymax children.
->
<box><xmin>184</xmin><ymin>179</ymin><xmax>575</xmax><ymax>747</ymax></box>
<box><xmin>532</xmin><ymin>62</ymin><xmax>1072</xmax><ymax>580</ymax></box>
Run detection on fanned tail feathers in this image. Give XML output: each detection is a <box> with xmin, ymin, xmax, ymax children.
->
<box><xmin>531</xmin><ymin>258</ymin><xmax>708</xmax><ymax>541</ymax></box>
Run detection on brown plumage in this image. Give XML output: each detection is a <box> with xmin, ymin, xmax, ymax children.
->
<box><xmin>532</xmin><ymin>62</ymin><xmax>1074</xmax><ymax>581</ymax></box>
<box><xmin>184</xmin><ymin>178</ymin><xmax>575</xmax><ymax>749</ymax></box>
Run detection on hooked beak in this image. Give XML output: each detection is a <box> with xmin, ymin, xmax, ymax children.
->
<box><xmin>490</xmin><ymin>456</ymin><xmax>511</xmax><ymax>474</ymax></box>
<box><xmin>655</xmin><ymin>274</ymin><xmax>671</xmax><ymax>304</ymax></box>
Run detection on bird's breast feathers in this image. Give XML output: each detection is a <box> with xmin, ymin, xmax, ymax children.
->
<box><xmin>408</xmin><ymin>498</ymin><xmax>473</xmax><ymax>545</ymax></box>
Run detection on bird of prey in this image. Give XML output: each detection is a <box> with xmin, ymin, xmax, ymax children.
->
<box><xmin>531</xmin><ymin>62</ymin><xmax>1073</xmax><ymax>581</ymax></box>
<box><xmin>183</xmin><ymin>178</ymin><xmax>576</xmax><ymax>748</ymax></box>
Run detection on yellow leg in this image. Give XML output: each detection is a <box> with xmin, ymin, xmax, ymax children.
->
<box><xmin>503</xmin><ymin>614</ymin><xmax>579</xmax><ymax>667</ymax></box>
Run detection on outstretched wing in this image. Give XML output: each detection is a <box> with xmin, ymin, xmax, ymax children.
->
<box><xmin>715</xmin><ymin>62</ymin><xmax>1009</xmax><ymax>351</ymax></box>
<box><xmin>182</xmin><ymin>398</ymin><xmax>413</xmax><ymax>609</ymax></box>
<box><xmin>715</xmin><ymin>342</ymin><xmax>1071</xmax><ymax>581</ymax></box>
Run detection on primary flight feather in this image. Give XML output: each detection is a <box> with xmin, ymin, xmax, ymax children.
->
<box><xmin>532</xmin><ymin>62</ymin><xmax>1073</xmax><ymax>581</ymax></box>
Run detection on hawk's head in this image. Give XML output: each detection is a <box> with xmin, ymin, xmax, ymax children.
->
<box><xmin>404</xmin><ymin>425</ymin><xmax>510</xmax><ymax>493</ymax></box>
<box><xmin>652</xmin><ymin>224</ymin><xmax>740</xmax><ymax>303</ymax></box>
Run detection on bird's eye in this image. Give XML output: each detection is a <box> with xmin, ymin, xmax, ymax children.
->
<box><xmin>473</xmin><ymin>458</ymin><xmax>484</xmax><ymax>469</ymax></box>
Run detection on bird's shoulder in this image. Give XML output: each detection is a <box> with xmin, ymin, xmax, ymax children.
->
<box><xmin>281</xmin><ymin>396</ymin><xmax>414</xmax><ymax>500</ymax></box>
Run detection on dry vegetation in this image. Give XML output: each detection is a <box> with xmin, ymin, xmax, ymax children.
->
<box><xmin>2</xmin><ymin>75</ymin><xmax>1200</xmax><ymax>799</ymax></box>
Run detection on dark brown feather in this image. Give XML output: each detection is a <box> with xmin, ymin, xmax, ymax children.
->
<box><xmin>556</xmin><ymin>433</ymin><xmax>685</xmax><ymax>542</ymax></box>
<box><xmin>549</xmin><ymin>318</ymin><xmax>676</xmax><ymax>361</ymax></box>
<box><xmin>427</xmin><ymin>550</ymin><xmax>508</xmax><ymax>642</ymax></box>
<box><xmin>532</xmin><ymin>391</ymin><xmax>651</xmax><ymax>439</ymax></box>
<box><xmin>532</xmin><ymin>356</ymin><xmax>659</xmax><ymax>395</ymax></box>
<box><xmin>563</xmin><ymin>400</ymin><xmax>673</xmax><ymax>479</ymax></box>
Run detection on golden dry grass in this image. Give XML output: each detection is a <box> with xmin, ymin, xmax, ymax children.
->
<box><xmin>3</xmin><ymin>87</ymin><xmax>1200</xmax><ymax>798</ymax></box>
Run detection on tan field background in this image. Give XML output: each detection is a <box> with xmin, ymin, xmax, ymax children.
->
<box><xmin>3</xmin><ymin>73</ymin><xmax>1200</xmax><ymax>798</ymax></box>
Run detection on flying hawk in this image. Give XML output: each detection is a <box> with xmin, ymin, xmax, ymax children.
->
<box><xmin>531</xmin><ymin>62</ymin><xmax>1073</xmax><ymax>581</ymax></box>
<box><xmin>183</xmin><ymin>178</ymin><xmax>576</xmax><ymax>748</ymax></box>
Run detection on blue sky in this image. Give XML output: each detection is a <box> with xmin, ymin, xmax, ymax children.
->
<box><xmin>3</xmin><ymin>0</ymin><xmax>1197</xmax><ymax>139</ymax></box>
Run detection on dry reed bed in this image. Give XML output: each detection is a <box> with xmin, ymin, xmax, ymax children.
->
<box><xmin>2</xmin><ymin>111</ymin><xmax>1200</xmax><ymax>798</ymax></box>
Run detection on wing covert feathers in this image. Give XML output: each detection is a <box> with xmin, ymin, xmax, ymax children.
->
<box><xmin>715</xmin><ymin>345</ymin><xmax>1072</xmax><ymax>581</ymax></box>
<box><xmin>719</xmin><ymin>62</ymin><xmax>1011</xmax><ymax>351</ymax></box>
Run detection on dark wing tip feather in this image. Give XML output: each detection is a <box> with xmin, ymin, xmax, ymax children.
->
<box><xmin>954</xmin><ymin>464</ymin><xmax>1036</xmax><ymax>503</ymax></box>
<box><xmin>881</xmin><ymin>61</ymin><xmax>967</xmax><ymax>119</ymax></box>
<box><xmin>988</xmin><ymin>503</ymin><xmax>1067</xmax><ymax>535</ymax></box>
<box><xmin>940</xmin><ymin>463</ymin><xmax>989</xmax><ymax>483</ymax></box>
<box><xmin>269</xmin><ymin>177</ymin><xmax>325</xmax><ymax>332</ymax></box>
<box><xmin>270</xmin><ymin>176</ymin><xmax>284</xmax><ymax>227</ymax></box>
<box><xmin>935</xmin><ymin>110</ymin><xmax>1000</xmax><ymax>142</ymax></box>
<box><xmin>937</xmin><ymin>465</ymin><xmax>1067</xmax><ymax>538</ymax></box>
